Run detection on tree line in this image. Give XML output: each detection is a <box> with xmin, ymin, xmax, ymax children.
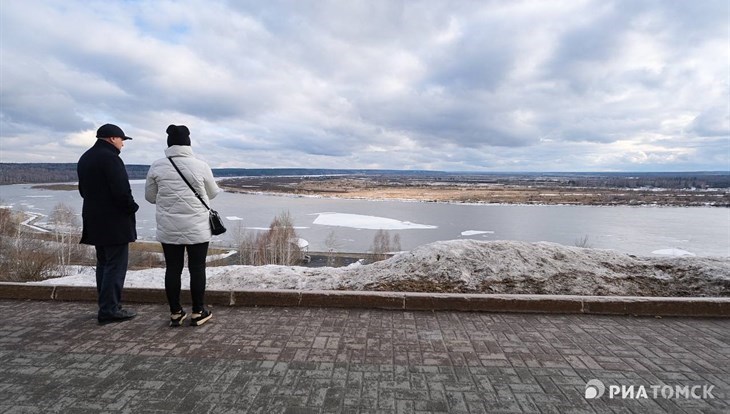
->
<box><xmin>4</xmin><ymin>162</ymin><xmax>726</xmax><ymax>189</ymax></box>
<box><xmin>0</xmin><ymin>163</ymin><xmax>435</xmax><ymax>185</ymax></box>
<box><xmin>0</xmin><ymin>163</ymin><xmax>150</xmax><ymax>184</ymax></box>
<box><xmin>557</xmin><ymin>175</ymin><xmax>730</xmax><ymax>189</ymax></box>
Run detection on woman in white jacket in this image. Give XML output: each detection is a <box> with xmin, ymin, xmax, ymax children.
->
<box><xmin>145</xmin><ymin>125</ymin><xmax>221</xmax><ymax>327</ymax></box>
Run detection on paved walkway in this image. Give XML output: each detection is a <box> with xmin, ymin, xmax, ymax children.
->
<box><xmin>0</xmin><ymin>299</ymin><xmax>728</xmax><ymax>413</ymax></box>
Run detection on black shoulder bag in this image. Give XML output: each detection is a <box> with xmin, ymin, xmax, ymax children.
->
<box><xmin>168</xmin><ymin>157</ymin><xmax>227</xmax><ymax>235</ymax></box>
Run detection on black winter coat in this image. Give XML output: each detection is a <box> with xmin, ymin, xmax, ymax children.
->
<box><xmin>77</xmin><ymin>140</ymin><xmax>139</xmax><ymax>246</ymax></box>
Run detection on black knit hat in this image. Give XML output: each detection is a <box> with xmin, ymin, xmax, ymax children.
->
<box><xmin>166</xmin><ymin>125</ymin><xmax>191</xmax><ymax>147</ymax></box>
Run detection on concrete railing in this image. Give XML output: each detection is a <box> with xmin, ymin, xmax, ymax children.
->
<box><xmin>1</xmin><ymin>282</ymin><xmax>728</xmax><ymax>317</ymax></box>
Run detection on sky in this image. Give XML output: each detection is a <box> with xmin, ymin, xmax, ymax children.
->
<box><xmin>1</xmin><ymin>0</ymin><xmax>728</xmax><ymax>172</ymax></box>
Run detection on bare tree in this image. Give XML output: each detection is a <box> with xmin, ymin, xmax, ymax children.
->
<box><xmin>0</xmin><ymin>203</ymin><xmax>14</xmax><ymax>236</ymax></box>
<box><xmin>265</xmin><ymin>211</ymin><xmax>302</xmax><ymax>265</ymax></box>
<box><xmin>370</xmin><ymin>230</ymin><xmax>401</xmax><ymax>262</ymax></box>
<box><xmin>48</xmin><ymin>202</ymin><xmax>81</xmax><ymax>274</ymax></box>
<box><xmin>235</xmin><ymin>222</ymin><xmax>264</xmax><ymax>266</ymax></box>
<box><xmin>393</xmin><ymin>233</ymin><xmax>401</xmax><ymax>252</ymax></box>
<box><xmin>0</xmin><ymin>206</ymin><xmax>19</xmax><ymax>279</ymax></box>
<box><xmin>324</xmin><ymin>229</ymin><xmax>341</xmax><ymax>267</ymax></box>
<box><xmin>232</xmin><ymin>221</ymin><xmax>249</xmax><ymax>265</ymax></box>
<box><xmin>236</xmin><ymin>211</ymin><xmax>303</xmax><ymax>266</ymax></box>
<box><xmin>574</xmin><ymin>235</ymin><xmax>592</xmax><ymax>248</ymax></box>
<box><xmin>0</xmin><ymin>209</ymin><xmax>58</xmax><ymax>282</ymax></box>
<box><xmin>13</xmin><ymin>231</ymin><xmax>58</xmax><ymax>281</ymax></box>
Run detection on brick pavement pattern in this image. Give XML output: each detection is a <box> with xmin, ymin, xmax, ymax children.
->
<box><xmin>0</xmin><ymin>299</ymin><xmax>727</xmax><ymax>413</ymax></box>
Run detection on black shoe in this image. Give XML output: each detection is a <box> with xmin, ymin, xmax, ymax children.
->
<box><xmin>170</xmin><ymin>310</ymin><xmax>187</xmax><ymax>327</ymax></box>
<box><xmin>98</xmin><ymin>308</ymin><xmax>137</xmax><ymax>325</ymax></box>
<box><xmin>190</xmin><ymin>309</ymin><xmax>212</xmax><ymax>326</ymax></box>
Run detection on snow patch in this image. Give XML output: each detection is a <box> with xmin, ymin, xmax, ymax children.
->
<box><xmin>206</xmin><ymin>250</ymin><xmax>237</xmax><ymax>262</ymax></box>
<box><xmin>20</xmin><ymin>213</ymin><xmax>50</xmax><ymax>233</ymax></box>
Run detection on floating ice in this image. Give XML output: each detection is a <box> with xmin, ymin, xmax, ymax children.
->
<box><xmin>651</xmin><ymin>248</ymin><xmax>696</xmax><ymax>257</ymax></box>
<box><xmin>461</xmin><ymin>230</ymin><xmax>495</xmax><ymax>236</ymax></box>
<box><xmin>225</xmin><ymin>217</ymin><xmax>308</xmax><ymax>230</ymax></box>
<box><xmin>312</xmin><ymin>212</ymin><xmax>437</xmax><ymax>230</ymax></box>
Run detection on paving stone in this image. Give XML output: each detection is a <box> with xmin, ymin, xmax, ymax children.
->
<box><xmin>0</xmin><ymin>299</ymin><xmax>727</xmax><ymax>413</ymax></box>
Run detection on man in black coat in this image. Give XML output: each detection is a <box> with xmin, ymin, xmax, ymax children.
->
<box><xmin>77</xmin><ymin>123</ymin><xmax>139</xmax><ymax>324</ymax></box>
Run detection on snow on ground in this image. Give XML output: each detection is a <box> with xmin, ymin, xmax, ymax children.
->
<box><xmin>206</xmin><ymin>250</ymin><xmax>237</xmax><ymax>262</ymax></box>
<box><xmin>31</xmin><ymin>240</ymin><xmax>730</xmax><ymax>297</ymax></box>
<box><xmin>20</xmin><ymin>213</ymin><xmax>50</xmax><ymax>233</ymax></box>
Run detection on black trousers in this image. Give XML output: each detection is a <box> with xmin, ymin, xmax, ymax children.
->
<box><xmin>162</xmin><ymin>242</ymin><xmax>209</xmax><ymax>314</ymax></box>
<box><xmin>94</xmin><ymin>244</ymin><xmax>129</xmax><ymax>318</ymax></box>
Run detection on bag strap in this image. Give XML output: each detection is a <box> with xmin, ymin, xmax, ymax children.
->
<box><xmin>168</xmin><ymin>157</ymin><xmax>211</xmax><ymax>211</ymax></box>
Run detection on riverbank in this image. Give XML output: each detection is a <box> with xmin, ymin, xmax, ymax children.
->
<box><xmin>219</xmin><ymin>175</ymin><xmax>730</xmax><ymax>207</ymax></box>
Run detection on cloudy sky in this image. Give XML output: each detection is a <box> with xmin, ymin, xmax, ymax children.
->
<box><xmin>1</xmin><ymin>0</ymin><xmax>728</xmax><ymax>171</ymax></box>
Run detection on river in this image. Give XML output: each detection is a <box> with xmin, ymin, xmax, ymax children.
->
<box><xmin>1</xmin><ymin>181</ymin><xmax>728</xmax><ymax>257</ymax></box>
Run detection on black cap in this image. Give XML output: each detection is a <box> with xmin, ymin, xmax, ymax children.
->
<box><xmin>166</xmin><ymin>124</ymin><xmax>191</xmax><ymax>147</ymax></box>
<box><xmin>96</xmin><ymin>123</ymin><xmax>132</xmax><ymax>140</ymax></box>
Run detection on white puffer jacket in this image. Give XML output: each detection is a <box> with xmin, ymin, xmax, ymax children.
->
<box><xmin>145</xmin><ymin>146</ymin><xmax>221</xmax><ymax>245</ymax></box>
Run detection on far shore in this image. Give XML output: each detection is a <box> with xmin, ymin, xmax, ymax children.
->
<box><xmin>19</xmin><ymin>175</ymin><xmax>730</xmax><ymax>207</ymax></box>
<box><xmin>219</xmin><ymin>176</ymin><xmax>730</xmax><ymax>207</ymax></box>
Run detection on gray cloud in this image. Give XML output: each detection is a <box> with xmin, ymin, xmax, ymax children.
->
<box><xmin>690</xmin><ymin>107</ymin><xmax>730</xmax><ymax>138</ymax></box>
<box><xmin>0</xmin><ymin>0</ymin><xmax>727</xmax><ymax>171</ymax></box>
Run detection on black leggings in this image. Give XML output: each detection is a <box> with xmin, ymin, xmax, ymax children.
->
<box><xmin>162</xmin><ymin>242</ymin><xmax>209</xmax><ymax>313</ymax></box>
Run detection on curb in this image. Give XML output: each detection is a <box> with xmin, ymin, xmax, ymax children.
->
<box><xmin>1</xmin><ymin>283</ymin><xmax>728</xmax><ymax>317</ymax></box>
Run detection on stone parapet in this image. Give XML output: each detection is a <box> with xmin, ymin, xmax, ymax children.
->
<box><xmin>1</xmin><ymin>282</ymin><xmax>728</xmax><ymax>317</ymax></box>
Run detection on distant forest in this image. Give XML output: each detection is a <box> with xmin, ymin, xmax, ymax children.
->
<box><xmin>0</xmin><ymin>162</ymin><xmax>728</xmax><ymax>189</ymax></box>
<box><xmin>0</xmin><ymin>163</ymin><xmax>433</xmax><ymax>184</ymax></box>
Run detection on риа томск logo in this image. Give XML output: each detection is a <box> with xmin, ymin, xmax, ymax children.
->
<box><xmin>585</xmin><ymin>379</ymin><xmax>606</xmax><ymax>399</ymax></box>
<box><xmin>585</xmin><ymin>379</ymin><xmax>716</xmax><ymax>400</ymax></box>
